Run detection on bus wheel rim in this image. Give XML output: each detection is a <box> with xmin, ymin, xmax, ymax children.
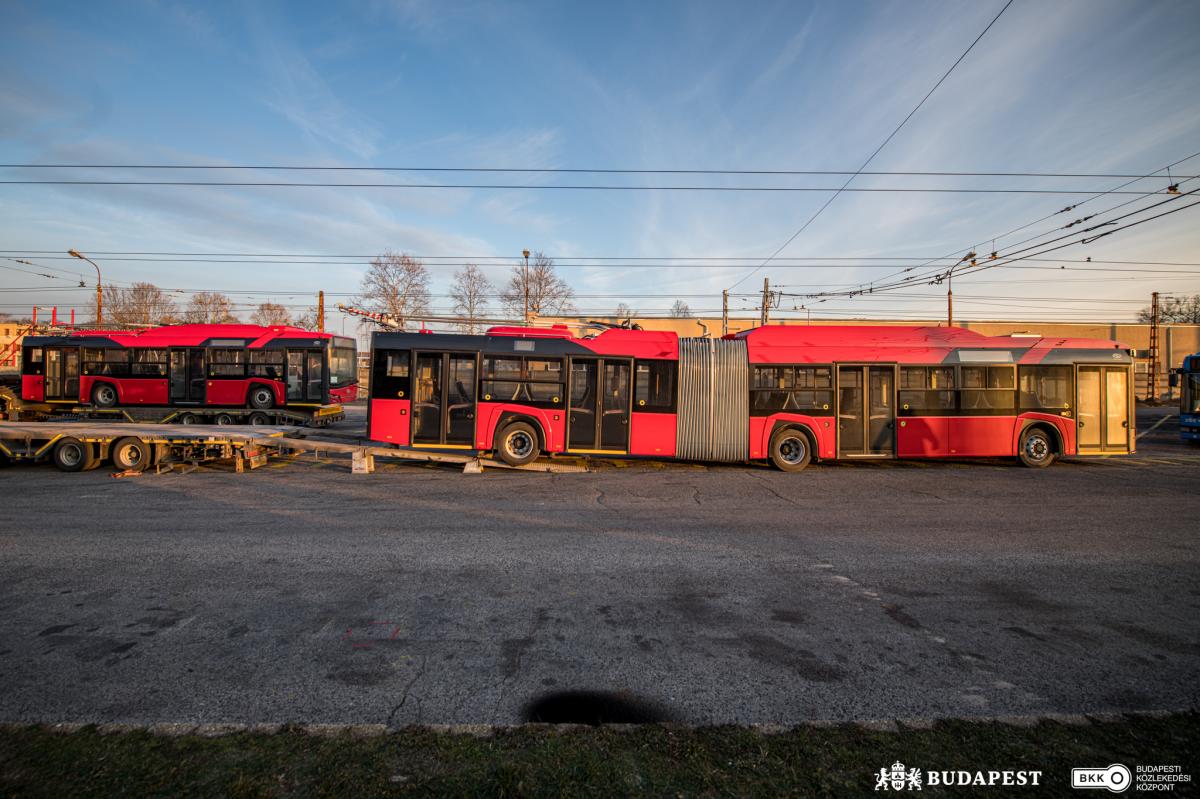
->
<box><xmin>779</xmin><ymin>436</ymin><xmax>806</xmax><ymax>464</ymax></box>
<box><xmin>509</xmin><ymin>432</ymin><xmax>533</xmax><ymax>458</ymax></box>
<box><xmin>98</xmin><ymin>386</ymin><xmax>114</xmax><ymax>403</ymax></box>
<box><xmin>1026</xmin><ymin>435</ymin><xmax>1048</xmax><ymax>460</ymax></box>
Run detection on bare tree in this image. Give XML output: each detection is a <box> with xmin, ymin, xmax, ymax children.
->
<box><xmin>100</xmin><ymin>282</ymin><xmax>178</xmax><ymax>326</ymax></box>
<box><xmin>358</xmin><ymin>251</ymin><xmax>431</xmax><ymax>329</ymax></box>
<box><xmin>184</xmin><ymin>292</ymin><xmax>239</xmax><ymax>323</ymax></box>
<box><xmin>669</xmin><ymin>300</ymin><xmax>693</xmax><ymax>318</ymax></box>
<box><xmin>615</xmin><ymin>302</ymin><xmax>633</xmax><ymax>321</ymax></box>
<box><xmin>500</xmin><ymin>251</ymin><xmax>575</xmax><ymax>319</ymax></box>
<box><xmin>251</xmin><ymin>302</ymin><xmax>293</xmax><ymax>326</ymax></box>
<box><xmin>449</xmin><ymin>264</ymin><xmax>494</xmax><ymax>333</ymax></box>
<box><xmin>1138</xmin><ymin>295</ymin><xmax>1200</xmax><ymax>324</ymax></box>
<box><xmin>292</xmin><ymin>307</ymin><xmax>320</xmax><ymax>330</ymax></box>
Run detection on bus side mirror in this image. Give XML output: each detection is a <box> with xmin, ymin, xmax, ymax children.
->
<box><xmin>1169</xmin><ymin>372</ymin><xmax>1178</xmax><ymax>388</ymax></box>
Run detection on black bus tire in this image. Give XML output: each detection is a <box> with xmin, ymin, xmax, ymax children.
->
<box><xmin>248</xmin><ymin>411</ymin><xmax>270</xmax><ymax>426</ymax></box>
<box><xmin>769</xmin><ymin>427</ymin><xmax>812</xmax><ymax>472</ymax></box>
<box><xmin>248</xmin><ymin>385</ymin><xmax>275</xmax><ymax>410</ymax></box>
<box><xmin>1018</xmin><ymin>426</ymin><xmax>1057</xmax><ymax>468</ymax></box>
<box><xmin>496</xmin><ymin>421</ymin><xmax>540</xmax><ymax>466</ymax></box>
<box><xmin>52</xmin><ymin>437</ymin><xmax>93</xmax><ymax>472</ymax></box>
<box><xmin>111</xmin><ymin>436</ymin><xmax>151</xmax><ymax>472</ymax></box>
<box><xmin>91</xmin><ymin>383</ymin><xmax>118</xmax><ymax>408</ymax></box>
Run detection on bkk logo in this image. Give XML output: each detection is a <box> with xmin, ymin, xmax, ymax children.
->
<box><xmin>874</xmin><ymin>762</ymin><xmax>1043</xmax><ymax>791</ymax></box>
<box><xmin>1070</xmin><ymin>764</ymin><xmax>1131</xmax><ymax>792</ymax></box>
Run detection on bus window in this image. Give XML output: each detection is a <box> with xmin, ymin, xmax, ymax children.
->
<box><xmin>750</xmin><ymin>365</ymin><xmax>832</xmax><ymax>413</ymax></box>
<box><xmin>1018</xmin><ymin>365</ymin><xmax>1072</xmax><ymax>411</ymax></box>
<box><xmin>306</xmin><ymin>350</ymin><xmax>323</xmax><ymax>400</ymax></box>
<box><xmin>634</xmin><ymin>360</ymin><xmax>676</xmax><ymax>412</ymax></box>
<box><xmin>209</xmin><ymin>348</ymin><xmax>246</xmax><ymax>377</ymax></box>
<box><xmin>330</xmin><ymin>346</ymin><xmax>355</xmax><ymax>388</ymax></box>
<box><xmin>249</xmin><ymin>350</ymin><xmax>285</xmax><ymax>380</ymax></box>
<box><xmin>960</xmin><ymin>365</ymin><xmax>1015</xmax><ymax>411</ymax></box>
<box><xmin>899</xmin><ymin>366</ymin><xmax>955</xmax><ymax>414</ymax></box>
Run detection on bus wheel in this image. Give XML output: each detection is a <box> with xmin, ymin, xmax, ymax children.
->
<box><xmin>248</xmin><ymin>386</ymin><xmax>275</xmax><ymax>410</ymax></box>
<box><xmin>769</xmin><ymin>428</ymin><xmax>811</xmax><ymax>472</ymax></box>
<box><xmin>215</xmin><ymin>413</ymin><xmax>235</xmax><ymax>426</ymax></box>
<box><xmin>179</xmin><ymin>413</ymin><xmax>198</xmax><ymax>425</ymax></box>
<box><xmin>248</xmin><ymin>412</ymin><xmax>270</xmax><ymax>426</ymax></box>
<box><xmin>52</xmin><ymin>437</ymin><xmax>94</xmax><ymax>472</ymax></box>
<box><xmin>111</xmin><ymin>436</ymin><xmax>150</xmax><ymax>473</ymax></box>
<box><xmin>91</xmin><ymin>383</ymin><xmax>118</xmax><ymax>408</ymax></box>
<box><xmin>1019</xmin><ymin>427</ymin><xmax>1056</xmax><ymax>468</ymax></box>
<box><xmin>496</xmin><ymin>422</ymin><xmax>540</xmax><ymax>466</ymax></box>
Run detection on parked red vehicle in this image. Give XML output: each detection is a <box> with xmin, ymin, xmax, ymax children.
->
<box><xmin>21</xmin><ymin>324</ymin><xmax>357</xmax><ymax>417</ymax></box>
<box><xmin>366</xmin><ymin>323</ymin><xmax>1134</xmax><ymax>469</ymax></box>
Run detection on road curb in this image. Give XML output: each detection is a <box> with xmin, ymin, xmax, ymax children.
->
<box><xmin>1</xmin><ymin>709</ymin><xmax>1192</xmax><ymax>737</ymax></box>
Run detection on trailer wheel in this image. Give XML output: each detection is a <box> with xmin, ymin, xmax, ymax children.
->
<box><xmin>248</xmin><ymin>385</ymin><xmax>275</xmax><ymax>410</ymax></box>
<box><xmin>769</xmin><ymin>427</ymin><xmax>812</xmax><ymax>472</ymax></box>
<box><xmin>91</xmin><ymin>383</ymin><xmax>118</xmax><ymax>408</ymax></box>
<box><xmin>496</xmin><ymin>421</ymin><xmax>540</xmax><ymax>466</ymax></box>
<box><xmin>52</xmin><ymin>437</ymin><xmax>94</xmax><ymax>472</ymax></box>
<box><xmin>179</xmin><ymin>413</ymin><xmax>198</xmax><ymax>425</ymax></box>
<box><xmin>248</xmin><ymin>411</ymin><xmax>270</xmax><ymax>426</ymax></box>
<box><xmin>215</xmin><ymin>413</ymin><xmax>235</xmax><ymax>426</ymax></box>
<box><xmin>1018</xmin><ymin>426</ymin><xmax>1057</xmax><ymax>468</ymax></box>
<box><xmin>111</xmin><ymin>436</ymin><xmax>150</xmax><ymax>473</ymax></box>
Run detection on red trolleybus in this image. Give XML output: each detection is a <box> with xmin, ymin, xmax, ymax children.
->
<box><xmin>21</xmin><ymin>324</ymin><xmax>357</xmax><ymax>422</ymax></box>
<box><xmin>366</xmin><ymin>324</ymin><xmax>1134</xmax><ymax>469</ymax></box>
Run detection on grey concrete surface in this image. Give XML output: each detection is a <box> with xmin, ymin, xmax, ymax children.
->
<box><xmin>0</xmin><ymin>407</ymin><xmax>1197</xmax><ymax>726</ymax></box>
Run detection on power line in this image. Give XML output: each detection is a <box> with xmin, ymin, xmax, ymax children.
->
<box><xmin>0</xmin><ymin>180</ymin><xmax>1169</xmax><ymax>194</ymax></box>
<box><xmin>5</xmin><ymin>163</ymin><xmax>1197</xmax><ymax>179</ymax></box>
<box><xmin>729</xmin><ymin>0</ymin><xmax>1015</xmax><ymax>290</ymax></box>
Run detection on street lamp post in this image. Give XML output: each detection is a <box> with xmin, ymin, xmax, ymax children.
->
<box><xmin>945</xmin><ymin>251</ymin><xmax>975</xmax><ymax>328</ymax></box>
<box><xmin>68</xmin><ymin>249</ymin><xmax>103</xmax><ymax>326</ymax></box>
<box><xmin>522</xmin><ymin>249</ymin><xmax>530</xmax><ymax>325</ymax></box>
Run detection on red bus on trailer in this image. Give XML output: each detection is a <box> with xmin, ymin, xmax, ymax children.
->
<box><xmin>21</xmin><ymin>324</ymin><xmax>358</xmax><ymax>420</ymax></box>
<box><xmin>365</xmin><ymin>324</ymin><xmax>1134</xmax><ymax>469</ymax></box>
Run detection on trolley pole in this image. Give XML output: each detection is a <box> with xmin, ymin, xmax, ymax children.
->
<box><xmin>760</xmin><ymin>278</ymin><xmax>770</xmax><ymax>326</ymax></box>
<box><xmin>317</xmin><ymin>290</ymin><xmax>325</xmax><ymax>332</ymax></box>
<box><xmin>522</xmin><ymin>249</ymin><xmax>530</xmax><ymax>325</ymax></box>
<box><xmin>68</xmin><ymin>249</ymin><xmax>103</xmax><ymax>326</ymax></box>
<box><xmin>722</xmin><ymin>290</ymin><xmax>729</xmax><ymax>336</ymax></box>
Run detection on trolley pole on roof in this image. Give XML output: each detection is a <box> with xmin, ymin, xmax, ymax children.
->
<box><xmin>317</xmin><ymin>290</ymin><xmax>325</xmax><ymax>332</ymax></box>
<box><xmin>522</xmin><ymin>249</ymin><xmax>530</xmax><ymax>325</ymax></box>
<box><xmin>722</xmin><ymin>290</ymin><xmax>729</xmax><ymax>336</ymax></box>
<box><xmin>68</xmin><ymin>249</ymin><xmax>102</xmax><ymax>326</ymax></box>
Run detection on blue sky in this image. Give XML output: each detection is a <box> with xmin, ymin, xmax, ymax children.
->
<box><xmin>2</xmin><ymin>0</ymin><xmax>1199</xmax><ymax>333</ymax></box>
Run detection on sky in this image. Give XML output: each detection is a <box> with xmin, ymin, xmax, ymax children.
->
<box><xmin>2</xmin><ymin>0</ymin><xmax>1200</xmax><ymax>337</ymax></box>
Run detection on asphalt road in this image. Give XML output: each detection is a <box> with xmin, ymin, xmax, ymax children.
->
<box><xmin>0</xmin><ymin>407</ymin><xmax>1197</xmax><ymax>726</ymax></box>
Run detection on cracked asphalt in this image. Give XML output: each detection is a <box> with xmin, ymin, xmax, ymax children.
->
<box><xmin>0</xmin><ymin>407</ymin><xmax>1197</xmax><ymax>726</ymax></box>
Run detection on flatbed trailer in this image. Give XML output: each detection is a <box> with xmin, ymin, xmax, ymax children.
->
<box><xmin>0</xmin><ymin>386</ymin><xmax>343</xmax><ymax>426</ymax></box>
<box><xmin>0</xmin><ymin>421</ymin><xmax>285</xmax><ymax>473</ymax></box>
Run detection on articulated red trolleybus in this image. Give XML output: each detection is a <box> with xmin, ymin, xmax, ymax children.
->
<box><xmin>19</xmin><ymin>324</ymin><xmax>357</xmax><ymax>425</ymax></box>
<box><xmin>366</xmin><ymin>324</ymin><xmax>1134</xmax><ymax>469</ymax></box>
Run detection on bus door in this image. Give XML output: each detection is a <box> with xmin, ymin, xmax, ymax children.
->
<box><xmin>44</xmin><ymin>347</ymin><xmax>80</xmax><ymax>401</ymax></box>
<box><xmin>412</xmin><ymin>352</ymin><xmax>476</xmax><ymax>446</ymax></box>
<box><xmin>170</xmin><ymin>348</ymin><xmax>206</xmax><ymax>404</ymax></box>
<box><xmin>568</xmin><ymin>357</ymin><xmax>631</xmax><ymax>452</ymax></box>
<box><xmin>1076</xmin><ymin>365</ymin><xmax>1130</xmax><ymax>453</ymax></box>
<box><xmin>287</xmin><ymin>349</ymin><xmax>326</xmax><ymax>403</ymax></box>
<box><xmin>837</xmin><ymin>364</ymin><xmax>896</xmax><ymax>457</ymax></box>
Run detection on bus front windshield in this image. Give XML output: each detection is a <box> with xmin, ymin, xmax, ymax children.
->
<box><xmin>330</xmin><ymin>346</ymin><xmax>356</xmax><ymax>388</ymax></box>
<box><xmin>1188</xmin><ymin>373</ymin><xmax>1200</xmax><ymax>414</ymax></box>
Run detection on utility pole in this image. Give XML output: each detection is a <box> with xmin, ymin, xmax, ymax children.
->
<box><xmin>760</xmin><ymin>278</ymin><xmax>770</xmax><ymax>326</ymax></box>
<box><xmin>1147</xmin><ymin>291</ymin><xmax>1161</xmax><ymax>401</ymax></box>
<box><xmin>68</xmin><ymin>249</ymin><xmax>103</xmax><ymax>326</ymax></box>
<box><xmin>317</xmin><ymin>290</ymin><xmax>325</xmax><ymax>332</ymax></box>
<box><xmin>522</xmin><ymin>249</ymin><xmax>531</xmax><ymax>325</ymax></box>
<box><xmin>721</xmin><ymin>290</ymin><xmax>729</xmax><ymax>336</ymax></box>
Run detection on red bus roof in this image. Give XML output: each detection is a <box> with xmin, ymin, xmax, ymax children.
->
<box><xmin>57</xmin><ymin>323</ymin><xmax>342</xmax><ymax>348</ymax></box>
<box><xmin>735</xmin><ymin>324</ymin><xmax>1128</xmax><ymax>364</ymax></box>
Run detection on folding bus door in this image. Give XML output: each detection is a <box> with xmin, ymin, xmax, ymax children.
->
<box><xmin>837</xmin><ymin>364</ymin><xmax>895</xmax><ymax>457</ymax></box>
<box><xmin>1077</xmin><ymin>365</ymin><xmax>1131</xmax><ymax>453</ymax></box>
<box><xmin>412</xmin><ymin>352</ymin><xmax>477</xmax><ymax>447</ymax></box>
<box><xmin>568</xmin><ymin>357</ymin><xmax>631</xmax><ymax>452</ymax></box>
<box><xmin>44</xmin><ymin>347</ymin><xmax>80</xmax><ymax>400</ymax></box>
